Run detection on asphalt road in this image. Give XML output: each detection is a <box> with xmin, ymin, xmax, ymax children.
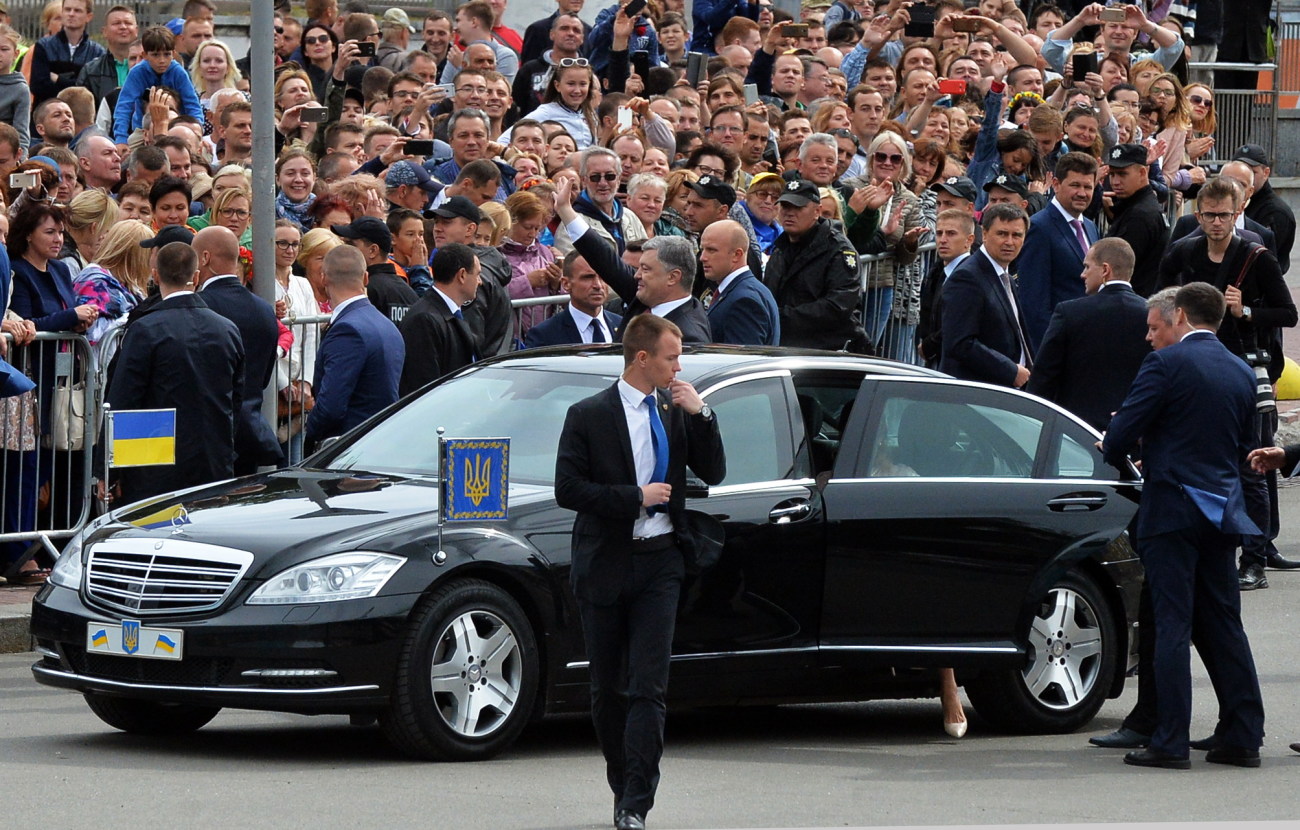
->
<box><xmin>6</xmin><ymin>494</ymin><xmax>1300</xmax><ymax>829</ymax></box>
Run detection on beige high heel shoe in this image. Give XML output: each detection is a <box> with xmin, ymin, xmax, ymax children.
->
<box><xmin>940</xmin><ymin>667</ymin><xmax>967</xmax><ymax>738</ymax></box>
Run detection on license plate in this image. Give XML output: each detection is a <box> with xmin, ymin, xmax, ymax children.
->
<box><xmin>86</xmin><ymin>620</ymin><xmax>184</xmax><ymax>661</ymax></box>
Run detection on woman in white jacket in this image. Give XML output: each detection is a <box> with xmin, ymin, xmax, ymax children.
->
<box><xmin>500</xmin><ymin>59</ymin><xmax>598</xmax><ymax>149</ymax></box>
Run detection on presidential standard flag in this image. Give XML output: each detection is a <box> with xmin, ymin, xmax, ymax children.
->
<box><xmin>107</xmin><ymin>408</ymin><xmax>176</xmax><ymax>468</ymax></box>
<box><xmin>442</xmin><ymin>438</ymin><xmax>509</xmax><ymax>521</ymax></box>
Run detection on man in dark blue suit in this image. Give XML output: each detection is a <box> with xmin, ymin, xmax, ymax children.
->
<box><xmin>1028</xmin><ymin>238</ymin><xmax>1150</xmax><ymax>432</ymax></box>
<box><xmin>1016</xmin><ymin>152</ymin><xmax>1100</xmax><ymax>351</ymax></box>
<box><xmin>192</xmin><ymin>226</ymin><xmax>283</xmax><ymax>473</ymax></box>
<box><xmin>1103</xmin><ymin>283</ymin><xmax>1266</xmax><ymax>770</ymax></box>
<box><xmin>698</xmin><ymin>220</ymin><xmax>779</xmax><ymax>346</ymax></box>
<box><xmin>940</xmin><ymin>203</ymin><xmax>1034</xmax><ymax>388</ymax></box>
<box><xmin>523</xmin><ymin>251</ymin><xmax>622</xmax><ymax>348</ymax></box>
<box><xmin>305</xmin><ymin>246</ymin><xmax>405</xmax><ymax>446</ymax></box>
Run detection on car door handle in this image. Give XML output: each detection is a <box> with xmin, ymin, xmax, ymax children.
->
<box><xmin>1047</xmin><ymin>493</ymin><xmax>1108</xmax><ymax>511</ymax></box>
<box><xmin>769</xmin><ymin>500</ymin><xmax>812</xmax><ymax>524</ymax></box>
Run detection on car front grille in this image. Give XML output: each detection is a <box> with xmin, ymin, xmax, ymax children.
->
<box><xmin>84</xmin><ymin>538</ymin><xmax>255</xmax><ymax>617</ymax></box>
<box><xmin>63</xmin><ymin>643</ymin><xmax>236</xmax><ymax>686</ymax></box>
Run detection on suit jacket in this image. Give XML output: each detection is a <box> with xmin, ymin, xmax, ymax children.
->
<box><xmin>917</xmin><ymin>253</ymin><xmax>969</xmax><ymax>369</ymax></box>
<box><xmin>571</xmin><ymin>228</ymin><xmax>713</xmax><ymax>344</ymax></box>
<box><xmin>398</xmin><ymin>289</ymin><xmax>480</xmax><ymax>397</ymax></box>
<box><xmin>705</xmin><ymin>270</ymin><xmax>780</xmax><ymax>346</ymax></box>
<box><xmin>197</xmin><ymin>277</ymin><xmax>282</xmax><ymax>466</ymax></box>
<box><xmin>1170</xmin><ymin>213</ymin><xmax>1275</xmax><ymax>260</ymax></box>
<box><xmin>106</xmin><ymin>293</ymin><xmax>244</xmax><ymax>502</ymax></box>
<box><xmin>1103</xmin><ymin>332</ymin><xmax>1260</xmax><ymax>538</ymax></box>
<box><xmin>555</xmin><ymin>382</ymin><xmax>726</xmax><ymax>605</ymax></box>
<box><xmin>1017</xmin><ymin>203</ymin><xmax>1096</xmax><ymax>351</ymax></box>
<box><xmin>305</xmin><ymin>298</ymin><xmax>405</xmax><ymax>443</ymax></box>
<box><xmin>939</xmin><ymin>249</ymin><xmax>1032</xmax><ymax>387</ymax></box>
<box><xmin>523</xmin><ymin>306</ymin><xmax>623</xmax><ymax>348</ymax></box>
<box><xmin>1026</xmin><ymin>282</ymin><xmax>1150</xmax><ymax>431</ymax></box>
<box><xmin>1244</xmin><ymin>182</ymin><xmax>1295</xmax><ymax>274</ymax></box>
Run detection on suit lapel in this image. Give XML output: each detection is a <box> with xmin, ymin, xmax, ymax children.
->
<box><xmin>1050</xmin><ymin>207</ymin><xmax>1087</xmax><ymax>264</ymax></box>
<box><xmin>559</xmin><ymin>308</ymin><xmax>580</xmax><ymax>342</ymax></box>
<box><xmin>604</xmin><ymin>383</ymin><xmax>637</xmax><ymax>481</ymax></box>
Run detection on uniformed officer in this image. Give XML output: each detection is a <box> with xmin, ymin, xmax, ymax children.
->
<box><xmin>763</xmin><ymin>179</ymin><xmax>871</xmax><ymax>353</ymax></box>
<box><xmin>1103</xmin><ymin>143</ymin><xmax>1168</xmax><ymax>297</ymax></box>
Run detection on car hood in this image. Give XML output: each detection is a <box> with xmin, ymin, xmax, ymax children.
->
<box><xmin>94</xmin><ymin>469</ymin><xmax>556</xmax><ymax>560</ymax></box>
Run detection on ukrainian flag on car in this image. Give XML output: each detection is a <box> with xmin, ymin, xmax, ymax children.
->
<box><xmin>108</xmin><ymin>409</ymin><xmax>176</xmax><ymax>468</ymax></box>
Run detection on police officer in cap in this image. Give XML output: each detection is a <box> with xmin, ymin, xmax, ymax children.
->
<box><xmin>763</xmin><ymin>179</ymin><xmax>871</xmax><ymax>353</ymax></box>
<box><xmin>1103</xmin><ymin>143</ymin><xmax>1168</xmax><ymax>297</ymax></box>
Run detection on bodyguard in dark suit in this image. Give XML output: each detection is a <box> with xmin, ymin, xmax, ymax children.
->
<box><xmin>940</xmin><ymin>204</ymin><xmax>1034</xmax><ymax>388</ymax></box>
<box><xmin>918</xmin><ymin>208</ymin><xmax>976</xmax><ymax>369</ymax></box>
<box><xmin>553</xmin><ymin>176</ymin><xmax>711</xmax><ymax>344</ymax></box>
<box><xmin>555</xmin><ymin>314</ymin><xmax>725</xmax><ymax>830</ymax></box>
<box><xmin>305</xmin><ymin>246</ymin><xmax>405</xmax><ymax>445</ymax></box>
<box><xmin>192</xmin><ymin>226</ymin><xmax>282</xmax><ymax>473</ymax></box>
<box><xmin>1028</xmin><ymin>238</ymin><xmax>1151</xmax><ymax>432</ymax></box>
<box><xmin>698</xmin><ymin>220</ymin><xmax>780</xmax><ymax>346</ymax></box>
<box><xmin>523</xmin><ymin>251</ymin><xmax>622</xmax><ymax>348</ymax></box>
<box><xmin>1017</xmin><ymin>152</ymin><xmax>1100</xmax><ymax>350</ymax></box>
<box><xmin>398</xmin><ymin>243</ymin><xmax>482</xmax><ymax>396</ymax></box>
<box><xmin>1102</xmin><ymin>283</ymin><xmax>1265</xmax><ymax>770</ymax></box>
<box><xmin>106</xmin><ymin>242</ymin><xmax>243</xmax><ymax>503</ymax></box>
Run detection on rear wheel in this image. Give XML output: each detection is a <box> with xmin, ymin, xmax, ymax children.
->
<box><xmin>84</xmin><ymin>694</ymin><xmax>220</xmax><ymax>735</ymax></box>
<box><xmin>965</xmin><ymin>572</ymin><xmax>1118</xmax><ymax>733</ymax></box>
<box><xmin>381</xmin><ymin>579</ymin><xmax>539</xmax><ymax>760</ymax></box>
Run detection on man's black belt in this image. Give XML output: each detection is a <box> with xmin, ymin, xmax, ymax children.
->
<box><xmin>629</xmin><ymin>534</ymin><xmax>675</xmax><ymax>553</ymax></box>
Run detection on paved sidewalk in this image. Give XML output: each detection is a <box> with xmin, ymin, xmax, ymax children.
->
<box><xmin>0</xmin><ymin>583</ymin><xmax>37</xmax><ymax>653</ymax></box>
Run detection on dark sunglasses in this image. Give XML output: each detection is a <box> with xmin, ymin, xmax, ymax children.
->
<box><xmin>304</xmin><ymin>35</ymin><xmax>331</xmax><ymax>45</ymax></box>
<box><xmin>830</xmin><ymin>128</ymin><xmax>859</xmax><ymax>148</ymax></box>
<box><xmin>587</xmin><ymin>172</ymin><xmax>618</xmax><ymax>183</ymax></box>
<box><xmin>873</xmin><ymin>151</ymin><xmax>903</xmax><ymax>165</ymax></box>
<box><xmin>274</xmin><ymin>26</ymin><xmax>285</xmax><ymax>34</ymax></box>
<box><xmin>560</xmin><ymin>57</ymin><xmax>590</xmax><ymax>68</ymax></box>
<box><xmin>1188</xmin><ymin>94</ymin><xmax>1213</xmax><ymax>107</ymax></box>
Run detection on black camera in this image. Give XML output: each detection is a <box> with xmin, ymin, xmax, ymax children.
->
<box><xmin>1242</xmin><ymin>349</ymin><xmax>1276</xmax><ymax>413</ymax></box>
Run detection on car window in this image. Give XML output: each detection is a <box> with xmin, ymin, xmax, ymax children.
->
<box><xmin>792</xmin><ymin>373</ymin><xmax>865</xmax><ymax>476</ymax></box>
<box><xmin>1049</xmin><ymin>420</ymin><xmax>1127</xmax><ymax>480</ymax></box>
<box><xmin>705</xmin><ymin>377</ymin><xmax>795</xmax><ymax>485</ymax></box>
<box><xmin>325</xmin><ymin>367</ymin><xmax>610</xmax><ymax>483</ymax></box>
<box><xmin>865</xmin><ymin>389</ymin><xmax>1044</xmax><ymax>478</ymax></box>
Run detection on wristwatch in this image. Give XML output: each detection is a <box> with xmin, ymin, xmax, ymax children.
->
<box><xmin>1242</xmin><ymin>306</ymin><xmax>1253</xmax><ymax>321</ymax></box>
<box><xmin>697</xmin><ymin>404</ymin><xmax>714</xmax><ymax>420</ymax></box>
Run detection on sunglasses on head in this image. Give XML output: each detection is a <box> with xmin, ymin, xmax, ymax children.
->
<box><xmin>587</xmin><ymin>172</ymin><xmax>618</xmax><ymax>183</ymax></box>
<box><xmin>560</xmin><ymin>57</ymin><xmax>590</xmax><ymax>68</ymax></box>
<box><xmin>874</xmin><ymin>151</ymin><xmax>903</xmax><ymax>165</ymax></box>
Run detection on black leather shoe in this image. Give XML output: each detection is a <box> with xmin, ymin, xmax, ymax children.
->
<box><xmin>615</xmin><ymin>809</ymin><xmax>646</xmax><ymax>830</ymax></box>
<box><xmin>1289</xmin><ymin>742</ymin><xmax>1300</xmax><ymax>754</ymax></box>
<box><xmin>1089</xmin><ymin>727</ymin><xmax>1151</xmax><ymax>748</ymax></box>
<box><xmin>1265</xmin><ymin>552</ymin><xmax>1300</xmax><ymax>570</ymax></box>
<box><xmin>1124</xmin><ymin>749</ymin><xmax>1190</xmax><ymax>769</ymax></box>
<box><xmin>1189</xmin><ymin>734</ymin><xmax>1222</xmax><ymax>751</ymax></box>
<box><xmin>1206</xmin><ymin>746</ymin><xmax>1261</xmax><ymax>767</ymax></box>
<box><xmin>1239</xmin><ymin>563</ymin><xmax>1269</xmax><ymax>590</ymax></box>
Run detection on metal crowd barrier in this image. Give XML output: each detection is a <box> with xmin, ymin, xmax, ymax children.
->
<box><xmin>0</xmin><ymin>332</ymin><xmax>97</xmax><ymax>572</ymax></box>
<box><xmin>860</xmin><ymin>242</ymin><xmax>936</xmax><ymax>367</ymax></box>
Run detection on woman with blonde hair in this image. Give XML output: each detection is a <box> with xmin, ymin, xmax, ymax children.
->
<box><xmin>856</xmin><ymin>131</ymin><xmax>923</xmax><ymax>363</ymax></box>
<box><xmin>60</xmin><ymin>189</ymin><xmax>119</xmax><ymax>278</ymax></box>
<box><xmin>1147</xmin><ymin>72</ymin><xmax>1197</xmax><ymax>190</ymax></box>
<box><xmin>73</xmin><ymin>219</ymin><xmax>153</xmax><ymax>355</ymax></box>
<box><xmin>661</xmin><ymin>168</ymin><xmax>699</xmax><ymax>236</ymax></box>
<box><xmin>1129</xmin><ymin>58</ymin><xmax>1163</xmax><ymax>96</ymax></box>
<box><xmin>190</xmin><ymin>185</ymin><xmax>253</xmax><ymax>246</ymax></box>
<box><xmin>329</xmin><ymin>174</ymin><xmax>386</xmax><ymax>219</ymax></box>
<box><xmin>189</xmin><ymin>39</ymin><xmax>242</xmax><ymax>107</ymax></box>
<box><xmin>811</xmin><ymin>100</ymin><xmax>852</xmax><ymax>135</ymax></box>
<box><xmin>478</xmin><ymin>201</ymin><xmax>512</xmax><ymax>247</ymax></box>
<box><xmin>297</xmin><ymin>227</ymin><xmax>344</xmax><ymax>313</ymax></box>
<box><xmin>1184</xmin><ymin>82</ymin><xmax>1216</xmax><ymax>163</ymax></box>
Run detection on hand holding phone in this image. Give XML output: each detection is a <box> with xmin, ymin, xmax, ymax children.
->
<box><xmin>937</xmin><ymin>79</ymin><xmax>966</xmax><ymax>96</ymax></box>
<box><xmin>903</xmin><ymin>4</ymin><xmax>935</xmax><ymax>38</ymax></box>
<box><xmin>9</xmin><ymin>171</ymin><xmax>38</xmax><ymax>189</ymax></box>
<box><xmin>624</xmin><ymin>0</ymin><xmax>648</xmax><ymax>17</ymax></box>
<box><xmin>1099</xmin><ymin>6</ymin><xmax>1127</xmax><ymax>23</ymax></box>
<box><xmin>355</xmin><ymin>41</ymin><xmax>376</xmax><ymax>57</ymax></box>
<box><xmin>617</xmin><ymin>107</ymin><xmax>633</xmax><ymax>131</ymax></box>
<box><xmin>781</xmin><ymin>23</ymin><xmax>809</xmax><ymax>38</ymax></box>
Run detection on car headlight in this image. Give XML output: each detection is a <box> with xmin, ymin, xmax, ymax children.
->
<box><xmin>49</xmin><ymin>513</ymin><xmax>111</xmax><ymax>590</ymax></box>
<box><xmin>246</xmin><ymin>552</ymin><xmax>404</xmax><ymax>605</ymax></box>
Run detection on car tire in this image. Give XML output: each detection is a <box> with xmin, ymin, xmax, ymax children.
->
<box><xmin>83</xmin><ymin>694</ymin><xmax>221</xmax><ymax>735</ymax></box>
<box><xmin>381</xmin><ymin>579</ymin><xmax>539</xmax><ymax>761</ymax></box>
<box><xmin>964</xmin><ymin>572</ymin><xmax>1118</xmax><ymax>734</ymax></box>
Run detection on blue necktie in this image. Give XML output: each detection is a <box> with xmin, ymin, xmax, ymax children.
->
<box><xmin>453</xmin><ymin>309</ymin><xmax>463</xmax><ymax>319</ymax></box>
<box><xmin>590</xmin><ymin>318</ymin><xmax>605</xmax><ymax>342</ymax></box>
<box><xmin>644</xmin><ymin>393</ymin><xmax>669</xmax><ymax>514</ymax></box>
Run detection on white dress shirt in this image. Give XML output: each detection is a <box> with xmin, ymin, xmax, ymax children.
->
<box><xmin>330</xmin><ymin>294</ymin><xmax>366</xmax><ymax>321</ymax></box>
<box><xmin>569</xmin><ymin>305</ymin><xmax>611</xmax><ymax>343</ymax></box>
<box><xmin>716</xmin><ymin>266</ymin><xmax>748</xmax><ymax>296</ymax></box>
<box><xmin>649</xmin><ymin>296</ymin><xmax>691</xmax><ymax>318</ymax></box>
<box><xmin>618</xmin><ymin>378</ymin><xmax>673</xmax><ymax>539</ymax></box>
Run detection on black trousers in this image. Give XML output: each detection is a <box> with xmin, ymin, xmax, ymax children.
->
<box><xmin>1240</xmin><ymin>408</ymin><xmax>1279</xmax><ymax>567</ymax></box>
<box><xmin>577</xmin><ymin>542</ymin><xmax>683</xmax><ymax>818</ymax></box>
<box><xmin>1141</xmin><ymin>515</ymin><xmax>1265</xmax><ymax>758</ymax></box>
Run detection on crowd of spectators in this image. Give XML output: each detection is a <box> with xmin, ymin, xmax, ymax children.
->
<box><xmin>0</xmin><ymin>0</ymin><xmax>1290</xmax><ymax>594</ymax></box>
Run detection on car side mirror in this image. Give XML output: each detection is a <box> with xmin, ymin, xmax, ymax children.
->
<box><xmin>318</xmin><ymin>436</ymin><xmax>341</xmax><ymax>452</ymax></box>
<box><xmin>685</xmin><ymin>476</ymin><xmax>709</xmax><ymax>498</ymax></box>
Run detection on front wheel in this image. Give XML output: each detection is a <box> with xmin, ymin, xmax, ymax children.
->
<box><xmin>381</xmin><ymin>579</ymin><xmax>539</xmax><ymax>760</ymax></box>
<box><xmin>84</xmin><ymin>694</ymin><xmax>220</xmax><ymax>735</ymax></box>
<box><xmin>965</xmin><ymin>572</ymin><xmax>1118</xmax><ymax>733</ymax></box>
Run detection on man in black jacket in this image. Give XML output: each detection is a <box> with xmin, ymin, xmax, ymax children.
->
<box><xmin>74</xmin><ymin>5</ymin><xmax>138</xmax><ymax>115</ymax></box>
<box><xmin>106</xmin><ymin>241</ymin><xmax>242</xmax><ymax>503</ymax></box>
<box><xmin>553</xmin><ymin>175</ymin><xmax>712</xmax><ymax>343</ymax></box>
<box><xmin>427</xmin><ymin>195</ymin><xmax>515</xmax><ymax>355</ymax></box>
<box><xmin>764</xmin><ymin>179</ymin><xmax>870</xmax><ymax>352</ymax></box>
<box><xmin>1157</xmin><ymin>177</ymin><xmax>1300</xmax><ymax>588</ymax></box>
<box><xmin>192</xmin><ymin>226</ymin><xmax>282</xmax><ymax>474</ymax></box>
<box><xmin>1235</xmin><ymin>144</ymin><xmax>1295</xmax><ymax>274</ymax></box>
<box><xmin>1103</xmin><ymin>144</ymin><xmax>1168</xmax><ymax>297</ymax></box>
<box><xmin>332</xmin><ymin>217</ymin><xmax>418</xmax><ymax>326</ymax></box>
<box><xmin>1168</xmin><ymin>160</ymin><xmax>1276</xmax><ymax>259</ymax></box>
<box><xmin>555</xmin><ymin>313</ymin><xmax>725</xmax><ymax>830</ymax></box>
<box><xmin>397</xmin><ymin>243</ymin><xmax>481</xmax><ymax>397</ymax></box>
<box><xmin>1028</xmin><ymin>238</ymin><xmax>1150</xmax><ymax>432</ymax></box>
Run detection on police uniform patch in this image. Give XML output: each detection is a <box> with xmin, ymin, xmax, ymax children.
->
<box><xmin>1111</xmin><ymin>147</ymin><xmax>1122</xmax><ymax>159</ymax></box>
<box><xmin>787</xmin><ymin>180</ymin><xmax>800</xmax><ymax>190</ymax></box>
<box><xmin>843</xmin><ymin>250</ymin><xmax>857</xmax><ymax>270</ymax></box>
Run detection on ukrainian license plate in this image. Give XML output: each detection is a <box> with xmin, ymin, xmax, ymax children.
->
<box><xmin>86</xmin><ymin>620</ymin><xmax>184</xmax><ymax>660</ymax></box>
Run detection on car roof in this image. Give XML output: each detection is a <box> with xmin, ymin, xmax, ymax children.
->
<box><xmin>472</xmin><ymin>344</ymin><xmax>947</xmax><ymax>384</ymax></box>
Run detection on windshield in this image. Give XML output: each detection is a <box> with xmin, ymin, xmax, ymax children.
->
<box><xmin>323</xmin><ymin>367</ymin><xmax>615</xmax><ymax>483</ymax></box>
